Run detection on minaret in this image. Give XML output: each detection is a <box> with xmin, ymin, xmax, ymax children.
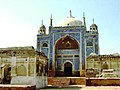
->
<box><xmin>83</xmin><ymin>12</ymin><xmax>86</xmax><ymax>31</ymax></box>
<box><xmin>50</xmin><ymin>14</ymin><xmax>53</xmax><ymax>27</ymax></box>
<box><xmin>90</xmin><ymin>18</ymin><xmax>99</xmax><ymax>55</ymax></box>
<box><xmin>38</xmin><ymin>20</ymin><xmax>46</xmax><ymax>34</ymax></box>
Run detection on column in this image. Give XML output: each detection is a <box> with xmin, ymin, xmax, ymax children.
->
<box><xmin>34</xmin><ymin>56</ymin><xmax>36</xmax><ymax>77</ymax></box>
<box><xmin>11</xmin><ymin>57</ymin><xmax>16</xmax><ymax>77</ymax></box>
<box><xmin>26</xmin><ymin>57</ymin><xmax>29</xmax><ymax>76</ymax></box>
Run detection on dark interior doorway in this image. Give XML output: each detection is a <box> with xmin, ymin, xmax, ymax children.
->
<box><xmin>64</xmin><ymin>62</ymin><xmax>72</xmax><ymax>76</ymax></box>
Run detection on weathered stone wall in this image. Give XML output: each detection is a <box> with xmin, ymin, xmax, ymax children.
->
<box><xmin>86</xmin><ymin>78</ymin><xmax>120</xmax><ymax>86</ymax></box>
<box><xmin>0</xmin><ymin>46</ymin><xmax>48</xmax><ymax>88</ymax></box>
<box><xmin>86</xmin><ymin>54</ymin><xmax>120</xmax><ymax>78</ymax></box>
<box><xmin>11</xmin><ymin>76</ymin><xmax>47</xmax><ymax>89</ymax></box>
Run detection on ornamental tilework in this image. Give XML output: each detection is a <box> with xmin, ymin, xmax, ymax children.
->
<box><xmin>37</xmin><ymin>12</ymin><xmax>99</xmax><ymax>76</ymax></box>
<box><xmin>57</xmin><ymin>60</ymin><xmax>62</xmax><ymax>70</ymax></box>
<box><xmin>56</xmin><ymin>50</ymin><xmax>79</xmax><ymax>54</ymax></box>
<box><xmin>74</xmin><ymin>59</ymin><xmax>80</xmax><ymax>70</ymax></box>
<box><xmin>41</xmin><ymin>48</ymin><xmax>48</xmax><ymax>56</ymax></box>
<box><xmin>63</xmin><ymin>58</ymin><xmax>72</xmax><ymax>61</ymax></box>
<box><xmin>86</xmin><ymin>47</ymin><xmax>94</xmax><ymax>56</ymax></box>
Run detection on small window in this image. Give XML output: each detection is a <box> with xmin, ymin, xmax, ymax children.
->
<box><xmin>75</xmin><ymin>55</ymin><xmax>79</xmax><ymax>57</ymax></box>
<box><xmin>42</xmin><ymin>43</ymin><xmax>48</xmax><ymax>47</ymax></box>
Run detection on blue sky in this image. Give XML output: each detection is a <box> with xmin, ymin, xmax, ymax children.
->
<box><xmin>0</xmin><ymin>0</ymin><xmax>120</xmax><ymax>54</ymax></box>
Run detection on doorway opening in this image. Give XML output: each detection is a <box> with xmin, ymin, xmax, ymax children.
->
<box><xmin>64</xmin><ymin>62</ymin><xmax>72</xmax><ymax>76</ymax></box>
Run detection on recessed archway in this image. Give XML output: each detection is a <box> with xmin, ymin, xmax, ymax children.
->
<box><xmin>55</xmin><ymin>35</ymin><xmax>79</xmax><ymax>76</ymax></box>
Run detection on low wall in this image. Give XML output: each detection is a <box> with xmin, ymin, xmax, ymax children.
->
<box><xmin>0</xmin><ymin>84</ymin><xmax>36</xmax><ymax>90</ymax></box>
<box><xmin>86</xmin><ymin>78</ymin><xmax>120</xmax><ymax>86</ymax></box>
<box><xmin>11</xmin><ymin>76</ymin><xmax>47</xmax><ymax>89</ymax></box>
<box><xmin>48</xmin><ymin>77</ymin><xmax>86</xmax><ymax>86</ymax></box>
<box><xmin>69</xmin><ymin>77</ymin><xmax>86</xmax><ymax>85</ymax></box>
<box><xmin>48</xmin><ymin>77</ymin><xmax>70</xmax><ymax>86</ymax></box>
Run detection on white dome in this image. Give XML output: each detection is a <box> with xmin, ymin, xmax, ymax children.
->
<box><xmin>55</xmin><ymin>17</ymin><xmax>83</xmax><ymax>27</ymax></box>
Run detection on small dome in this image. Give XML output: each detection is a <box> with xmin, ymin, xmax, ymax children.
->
<box><xmin>40</xmin><ymin>25</ymin><xmax>46</xmax><ymax>29</ymax></box>
<box><xmin>90</xmin><ymin>23</ymin><xmax>98</xmax><ymax>31</ymax></box>
<box><xmin>90</xmin><ymin>24</ymin><xmax>97</xmax><ymax>28</ymax></box>
<box><xmin>90</xmin><ymin>18</ymin><xmax>98</xmax><ymax>30</ymax></box>
<box><xmin>55</xmin><ymin>17</ymin><xmax>83</xmax><ymax>27</ymax></box>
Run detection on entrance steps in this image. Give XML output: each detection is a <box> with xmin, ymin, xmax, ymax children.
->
<box><xmin>48</xmin><ymin>77</ymin><xmax>86</xmax><ymax>86</ymax></box>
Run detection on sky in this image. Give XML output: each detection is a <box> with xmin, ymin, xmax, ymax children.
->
<box><xmin>0</xmin><ymin>0</ymin><xmax>120</xmax><ymax>54</ymax></box>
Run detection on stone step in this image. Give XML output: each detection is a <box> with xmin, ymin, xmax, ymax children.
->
<box><xmin>48</xmin><ymin>77</ymin><xmax>70</xmax><ymax>86</ymax></box>
<box><xmin>48</xmin><ymin>77</ymin><xmax>86</xmax><ymax>86</ymax></box>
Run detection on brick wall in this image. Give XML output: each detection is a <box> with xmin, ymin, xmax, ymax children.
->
<box><xmin>48</xmin><ymin>77</ymin><xmax>86</xmax><ymax>86</ymax></box>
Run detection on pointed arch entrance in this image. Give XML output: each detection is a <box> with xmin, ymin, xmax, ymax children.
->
<box><xmin>64</xmin><ymin>62</ymin><xmax>72</xmax><ymax>76</ymax></box>
<box><xmin>55</xmin><ymin>35</ymin><xmax>80</xmax><ymax>76</ymax></box>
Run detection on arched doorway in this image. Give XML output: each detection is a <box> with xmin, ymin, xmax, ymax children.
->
<box><xmin>64</xmin><ymin>62</ymin><xmax>72</xmax><ymax>76</ymax></box>
<box><xmin>55</xmin><ymin>35</ymin><xmax>79</xmax><ymax>76</ymax></box>
<box><xmin>2</xmin><ymin>64</ymin><xmax>11</xmax><ymax>84</ymax></box>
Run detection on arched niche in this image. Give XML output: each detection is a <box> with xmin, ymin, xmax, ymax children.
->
<box><xmin>55</xmin><ymin>35</ymin><xmax>79</xmax><ymax>50</ymax></box>
<box><xmin>17</xmin><ymin>65</ymin><xmax>27</xmax><ymax>76</ymax></box>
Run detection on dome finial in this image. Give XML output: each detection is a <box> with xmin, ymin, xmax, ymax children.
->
<box><xmin>50</xmin><ymin>14</ymin><xmax>53</xmax><ymax>26</ymax></box>
<box><xmin>70</xmin><ymin>10</ymin><xmax>72</xmax><ymax>17</ymax></box>
<box><xmin>68</xmin><ymin>10</ymin><xmax>74</xmax><ymax>18</ymax></box>
<box><xmin>41</xmin><ymin>20</ymin><xmax>43</xmax><ymax>26</ymax></box>
<box><xmin>51</xmin><ymin>14</ymin><xmax>52</xmax><ymax>19</ymax></box>
<box><xmin>83</xmin><ymin>12</ymin><xmax>85</xmax><ymax>17</ymax></box>
<box><xmin>93</xmin><ymin>18</ymin><xmax>94</xmax><ymax>24</ymax></box>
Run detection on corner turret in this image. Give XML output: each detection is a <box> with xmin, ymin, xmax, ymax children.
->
<box><xmin>90</xmin><ymin>19</ymin><xmax>98</xmax><ymax>31</ymax></box>
<box><xmin>38</xmin><ymin>20</ymin><xmax>46</xmax><ymax>34</ymax></box>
